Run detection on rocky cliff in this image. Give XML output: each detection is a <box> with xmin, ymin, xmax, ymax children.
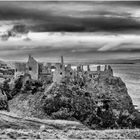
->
<box><xmin>9</xmin><ymin>75</ymin><xmax>135</xmax><ymax>128</ymax></box>
<box><xmin>86</xmin><ymin>76</ymin><xmax>134</xmax><ymax>113</ymax></box>
<box><xmin>42</xmin><ymin>75</ymin><xmax>135</xmax><ymax>128</ymax></box>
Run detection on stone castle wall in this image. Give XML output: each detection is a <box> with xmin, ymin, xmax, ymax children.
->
<box><xmin>26</xmin><ymin>55</ymin><xmax>39</xmax><ymax>80</ymax></box>
<box><xmin>14</xmin><ymin>63</ymin><xmax>26</xmax><ymax>78</ymax></box>
<box><xmin>52</xmin><ymin>63</ymin><xmax>114</xmax><ymax>84</ymax></box>
<box><xmin>53</xmin><ymin>63</ymin><xmax>65</xmax><ymax>83</ymax></box>
<box><xmin>14</xmin><ymin>56</ymin><xmax>114</xmax><ymax>83</ymax></box>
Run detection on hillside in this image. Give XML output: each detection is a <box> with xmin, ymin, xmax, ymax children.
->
<box><xmin>8</xmin><ymin>74</ymin><xmax>136</xmax><ymax>129</ymax></box>
<box><xmin>0</xmin><ymin>111</ymin><xmax>140</xmax><ymax>139</ymax></box>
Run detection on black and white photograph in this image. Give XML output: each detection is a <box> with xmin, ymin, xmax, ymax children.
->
<box><xmin>0</xmin><ymin>0</ymin><xmax>140</xmax><ymax>139</ymax></box>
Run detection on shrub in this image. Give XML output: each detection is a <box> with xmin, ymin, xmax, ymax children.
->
<box><xmin>42</xmin><ymin>83</ymin><xmax>121</xmax><ymax>129</ymax></box>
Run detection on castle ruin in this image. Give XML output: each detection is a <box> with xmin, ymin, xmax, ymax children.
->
<box><xmin>14</xmin><ymin>55</ymin><xmax>114</xmax><ymax>84</ymax></box>
<box><xmin>52</xmin><ymin>56</ymin><xmax>113</xmax><ymax>84</ymax></box>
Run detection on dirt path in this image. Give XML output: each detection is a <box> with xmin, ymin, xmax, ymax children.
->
<box><xmin>0</xmin><ymin>111</ymin><xmax>86</xmax><ymax>130</ymax></box>
<box><xmin>44</xmin><ymin>82</ymin><xmax>55</xmax><ymax>95</ymax></box>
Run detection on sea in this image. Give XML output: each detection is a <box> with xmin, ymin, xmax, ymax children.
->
<box><xmin>111</xmin><ymin>63</ymin><xmax>140</xmax><ymax>111</ymax></box>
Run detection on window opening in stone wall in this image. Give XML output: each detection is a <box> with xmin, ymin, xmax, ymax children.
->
<box><xmin>29</xmin><ymin>67</ymin><xmax>32</xmax><ymax>71</ymax></box>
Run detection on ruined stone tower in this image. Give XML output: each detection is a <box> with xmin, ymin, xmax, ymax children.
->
<box><xmin>61</xmin><ymin>56</ymin><xmax>64</xmax><ymax>65</ymax></box>
<box><xmin>26</xmin><ymin>54</ymin><xmax>39</xmax><ymax>80</ymax></box>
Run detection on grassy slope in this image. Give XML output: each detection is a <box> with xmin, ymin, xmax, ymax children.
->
<box><xmin>0</xmin><ymin>111</ymin><xmax>140</xmax><ymax>139</ymax></box>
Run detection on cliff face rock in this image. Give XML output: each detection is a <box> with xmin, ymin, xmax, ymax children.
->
<box><xmin>42</xmin><ymin>75</ymin><xmax>135</xmax><ymax>128</ymax></box>
<box><xmin>9</xmin><ymin>92</ymin><xmax>47</xmax><ymax>119</ymax></box>
<box><xmin>8</xmin><ymin>75</ymin><xmax>135</xmax><ymax>128</ymax></box>
<box><xmin>86</xmin><ymin>76</ymin><xmax>134</xmax><ymax>113</ymax></box>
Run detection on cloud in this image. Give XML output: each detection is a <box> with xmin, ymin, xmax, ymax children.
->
<box><xmin>0</xmin><ymin>32</ymin><xmax>139</xmax><ymax>52</ymax></box>
<box><xmin>0</xmin><ymin>1</ymin><xmax>140</xmax><ymax>61</ymax></box>
<box><xmin>10</xmin><ymin>24</ymin><xmax>29</xmax><ymax>35</ymax></box>
<box><xmin>98</xmin><ymin>35</ymin><xmax>140</xmax><ymax>51</ymax></box>
<box><xmin>0</xmin><ymin>1</ymin><xmax>140</xmax><ymax>33</ymax></box>
<box><xmin>0</xmin><ymin>24</ymin><xmax>29</xmax><ymax>41</ymax></box>
<box><xmin>23</xmin><ymin>37</ymin><xmax>31</xmax><ymax>42</ymax></box>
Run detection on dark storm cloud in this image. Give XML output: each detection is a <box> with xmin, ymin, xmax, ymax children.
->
<box><xmin>0</xmin><ymin>1</ymin><xmax>140</xmax><ymax>33</ymax></box>
<box><xmin>106</xmin><ymin>1</ymin><xmax>140</xmax><ymax>6</ymax></box>
<box><xmin>0</xmin><ymin>3</ymin><xmax>84</xmax><ymax>32</ymax></box>
<box><xmin>2</xmin><ymin>24</ymin><xmax>29</xmax><ymax>40</ymax></box>
<box><xmin>1</xmin><ymin>1</ymin><xmax>140</xmax><ymax>60</ymax></box>
<box><xmin>30</xmin><ymin>16</ymin><xmax>140</xmax><ymax>32</ymax></box>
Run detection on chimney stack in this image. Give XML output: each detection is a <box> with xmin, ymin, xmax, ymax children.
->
<box><xmin>28</xmin><ymin>54</ymin><xmax>32</xmax><ymax>59</ymax></box>
<box><xmin>87</xmin><ymin>65</ymin><xmax>90</xmax><ymax>71</ymax></box>
<box><xmin>61</xmin><ymin>56</ymin><xmax>64</xmax><ymax>65</ymax></box>
<box><xmin>97</xmin><ymin>65</ymin><xmax>101</xmax><ymax>72</ymax></box>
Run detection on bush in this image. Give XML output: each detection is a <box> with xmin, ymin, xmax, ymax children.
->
<box><xmin>42</xmin><ymin>83</ymin><xmax>122</xmax><ymax>129</ymax></box>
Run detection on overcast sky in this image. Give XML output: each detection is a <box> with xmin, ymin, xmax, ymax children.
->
<box><xmin>0</xmin><ymin>1</ymin><xmax>140</xmax><ymax>62</ymax></box>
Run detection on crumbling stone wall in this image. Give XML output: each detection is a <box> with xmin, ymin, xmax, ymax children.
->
<box><xmin>22</xmin><ymin>73</ymin><xmax>31</xmax><ymax>86</ymax></box>
<box><xmin>14</xmin><ymin>56</ymin><xmax>39</xmax><ymax>80</ymax></box>
<box><xmin>39</xmin><ymin>74</ymin><xmax>53</xmax><ymax>85</ymax></box>
<box><xmin>53</xmin><ymin>63</ymin><xmax>65</xmax><ymax>83</ymax></box>
<box><xmin>26</xmin><ymin>55</ymin><xmax>39</xmax><ymax>80</ymax></box>
<box><xmin>14</xmin><ymin>63</ymin><xmax>26</xmax><ymax>79</ymax></box>
<box><xmin>14</xmin><ymin>55</ymin><xmax>114</xmax><ymax>85</ymax></box>
<box><xmin>53</xmin><ymin>63</ymin><xmax>114</xmax><ymax>85</ymax></box>
<box><xmin>65</xmin><ymin>64</ymin><xmax>75</xmax><ymax>80</ymax></box>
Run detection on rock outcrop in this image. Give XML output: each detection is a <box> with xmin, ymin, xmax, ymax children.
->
<box><xmin>9</xmin><ymin>90</ymin><xmax>48</xmax><ymax>118</ymax></box>
<box><xmin>41</xmin><ymin>75</ymin><xmax>135</xmax><ymax>128</ymax></box>
<box><xmin>86</xmin><ymin>76</ymin><xmax>134</xmax><ymax>113</ymax></box>
<box><xmin>8</xmin><ymin>74</ymin><xmax>136</xmax><ymax>128</ymax></box>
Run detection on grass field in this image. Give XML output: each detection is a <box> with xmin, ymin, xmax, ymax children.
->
<box><xmin>0</xmin><ymin>111</ymin><xmax>140</xmax><ymax>139</ymax></box>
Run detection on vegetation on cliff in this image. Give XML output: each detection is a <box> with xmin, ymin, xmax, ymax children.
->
<box><xmin>2</xmin><ymin>74</ymin><xmax>140</xmax><ymax>129</ymax></box>
<box><xmin>42</xmin><ymin>76</ymin><xmax>136</xmax><ymax>129</ymax></box>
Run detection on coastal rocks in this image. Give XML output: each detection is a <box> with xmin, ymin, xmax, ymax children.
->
<box><xmin>94</xmin><ymin>76</ymin><xmax>134</xmax><ymax>113</ymax></box>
